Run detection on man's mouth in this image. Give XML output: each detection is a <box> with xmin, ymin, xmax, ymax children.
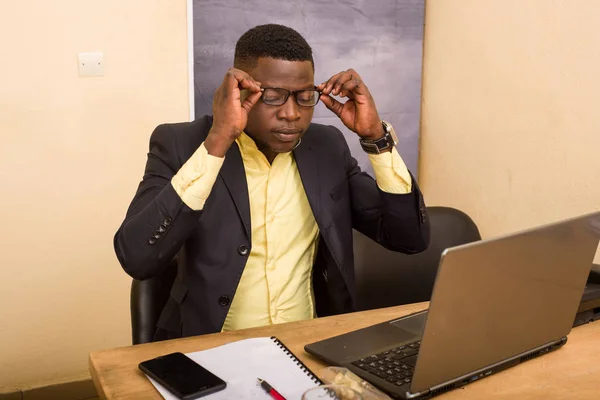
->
<box><xmin>272</xmin><ymin>129</ymin><xmax>302</xmax><ymax>143</ymax></box>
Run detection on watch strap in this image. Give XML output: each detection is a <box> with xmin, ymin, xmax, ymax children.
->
<box><xmin>359</xmin><ymin>121</ymin><xmax>395</xmax><ymax>154</ymax></box>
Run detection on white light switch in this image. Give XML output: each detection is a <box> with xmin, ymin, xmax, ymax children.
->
<box><xmin>78</xmin><ymin>51</ymin><xmax>104</xmax><ymax>77</ymax></box>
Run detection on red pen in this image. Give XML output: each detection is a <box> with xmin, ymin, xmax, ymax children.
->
<box><xmin>258</xmin><ymin>378</ymin><xmax>287</xmax><ymax>400</ymax></box>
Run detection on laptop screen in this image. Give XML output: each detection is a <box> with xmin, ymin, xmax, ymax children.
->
<box><xmin>411</xmin><ymin>211</ymin><xmax>600</xmax><ymax>392</ymax></box>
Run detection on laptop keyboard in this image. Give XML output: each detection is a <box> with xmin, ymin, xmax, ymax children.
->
<box><xmin>351</xmin><ymin>341</ymin><xmax>420</xmax><ymax>387</ymax></box>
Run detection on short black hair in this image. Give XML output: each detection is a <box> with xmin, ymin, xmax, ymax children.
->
<box><xmin>234</xmin><ymin>24</ymin><xmax>314</xmax><ymax>71</ymax></box>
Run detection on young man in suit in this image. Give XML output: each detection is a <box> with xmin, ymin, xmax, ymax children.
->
<box><xmin>115</xmin><ymin>24</ymin><xmax>430</xmax><ymax>339</ymax></box>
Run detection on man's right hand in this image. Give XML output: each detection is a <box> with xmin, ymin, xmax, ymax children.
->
<box><xmin>204</xmin><ymin>68</ymin><xmax>263</xmax><ymax>157</ymax></box>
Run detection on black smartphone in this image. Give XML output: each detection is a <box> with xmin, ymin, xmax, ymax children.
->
<box><xmin>139</xmin><ymin>352</ymin><xmax>226</xmax><ymax>399</ymax></box>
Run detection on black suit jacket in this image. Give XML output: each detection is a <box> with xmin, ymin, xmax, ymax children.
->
<box><xmin>114</xmin><ymin>116</ymin><xmax>430</xmax><ymax>338</ymax></box>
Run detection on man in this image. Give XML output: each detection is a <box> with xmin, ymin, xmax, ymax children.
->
<box><xmin>115</xmin><ymin>24</ymin><xmax>429</xmax><ymax>340</ymax></box>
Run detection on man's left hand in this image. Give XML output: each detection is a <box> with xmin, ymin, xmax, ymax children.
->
<box><xmin>317</xmin><ymin>69</ymin><xmax>384</xmax><ymax>140</ymax></box>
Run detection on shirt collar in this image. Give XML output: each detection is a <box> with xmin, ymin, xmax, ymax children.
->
<box><xmin>235</xmin><ymin>132</ymin><xmax>292</xmax><ymax>166</ymax></box>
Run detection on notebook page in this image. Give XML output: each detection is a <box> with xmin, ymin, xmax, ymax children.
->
<box><xmin>145</xmin><ymin>337</ymin><xmax>320</xmax><ymax>399</ymax></box>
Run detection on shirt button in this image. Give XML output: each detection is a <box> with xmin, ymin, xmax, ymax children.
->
<box><xmin>153</xmin><ymin>232</ymin><xmax>161</xmax><ymax>239</ymax></box>
<box><xmin>218</xmin><ymin>296</ymin><xmax>231</xmax><ymax>306</ymax></box>
<box><xmin>157</xmin><ymin>224</ymin><xmax>167</xmax><ymax>233</ymax></box>
<box><xmin>163</xmin><ymin>217</ymin><xmax>172</xmax><ymax>226</ymax></box>
<box><xmin>148</xmin><ymin>237</ymin><xmax>157</xmax><ymax>245</ymax></box>
<box><xmin>238</xmin><ymin>245</ymin><xmax>249</xmax><ymax>256</ymax></box>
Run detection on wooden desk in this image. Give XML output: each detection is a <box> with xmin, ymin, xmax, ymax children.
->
<box><xmin>89</xmin><ymin>303</ymin><xmax>600</xmax><ymax>399</ymax></box>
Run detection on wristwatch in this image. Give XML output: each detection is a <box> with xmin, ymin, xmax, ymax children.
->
<box><xmin>359</xmin><ymin>120</ymin><xmax>398</xmax><ymax>154</ymax></box>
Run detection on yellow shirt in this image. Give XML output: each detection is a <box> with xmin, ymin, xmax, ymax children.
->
<box><xmin>171</xmin><ymin>132</ymin><xmax>412</xmax><ymax>331</ymax></box>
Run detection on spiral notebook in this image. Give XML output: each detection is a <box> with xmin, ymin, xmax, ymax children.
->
<box><xmin>145</xmin><ymin>337</ymin><xmax>322</xmax><ymax>399</ymax></box>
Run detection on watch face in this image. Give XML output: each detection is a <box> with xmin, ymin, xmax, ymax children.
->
<box><xmin>383</xmin><ymin>121</ymin><xmax>399</xmax><ymax>144</ymax></box>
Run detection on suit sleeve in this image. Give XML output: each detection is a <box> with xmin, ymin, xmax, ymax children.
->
<box><xmin>113</xmin><ymin>124</ymin><xmax>220</xmax><ymax>280</ymax></box>
<box><xmin>335</xmin><ymin>128</ymin><xmax>430</xmax><ymax>254</ymax></box>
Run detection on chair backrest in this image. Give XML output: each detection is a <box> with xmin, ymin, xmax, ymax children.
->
<box><xmin>130</xmin><ymin>258</ymin><xmax>177</xmax><ymax>344</ymax></box>
<box><xmin>353</xmin><ymin>206</ymin><xmax>482</xmax><ymax>311</ymax></box>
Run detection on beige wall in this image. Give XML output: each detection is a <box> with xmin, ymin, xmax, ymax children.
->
<box><xmin>0</xmin><ymin>0</ymin><xmax>189</xmax><ymax>392</ymax></box>
<box><xmin>420</xmin><ymin>0</ymin><xmax>600</xmax><ymax>264</ymax></box>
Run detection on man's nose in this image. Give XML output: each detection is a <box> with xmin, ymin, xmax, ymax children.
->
<box><xmin>277</xmin><ymin>96</ymin><xmax>301</xmax><ymax>121</ymax></box>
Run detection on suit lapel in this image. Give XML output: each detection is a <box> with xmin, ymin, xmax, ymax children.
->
<box><xmin>218</xmin><ymin>130</ymin><xmax>325</xmax><ymax>240</ymax></box>
<box><xmin>219</xmin><ymin>142</ymin><xmax>251</xmax><ymax>240</ymax></box>
<box><xmin>294</xmin><ymin>134</ymin><xmax>323</xmax><ymax>229</ymax></box>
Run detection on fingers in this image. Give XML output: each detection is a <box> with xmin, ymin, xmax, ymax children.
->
<box><xmin>241</xmin><ymin>90</ymin><xmax>263</xmax><ymax>114</ymax></box>
<box><xmin>319</xmin><ymin>93</ymin><xmax>345</xmax><ymax>117</ymax></box>
<box><xmin>317</xmin><ymin>71</ymin><xmax>344</xmax><ymax>96</ymax></box>
<box><xmin>223</xmin><ymin>68</ymin><xmax>262</xmax><ymax>94</ymax></box>
<box><xmin>239</xmin><ymin>76</ymin><xmax>262</xmax><ymax>92</ymax></box>
<box><xmin>339</xmin><ymin>79</ymin><xmax>360</xmax><ymax>98</ymax></box>
<box><xmin>317</xmin><ymin>69</ymin><xmax>367</xmax><ymax>98</ymax></box>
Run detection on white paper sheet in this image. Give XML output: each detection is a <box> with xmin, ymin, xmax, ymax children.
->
<box><xmin>145</xmin><ymin>337</ymin><xmax>320</xmax><ymax>399</ymax></box>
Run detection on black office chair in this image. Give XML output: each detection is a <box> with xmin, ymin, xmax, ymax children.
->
<box><xmin>130</xmin><ymin>258</ymin><xmax>177</xmax><ymax>344</ymax></box>
<box><xmin>354</xmin><ymin>206</ymin><xmax>482</xmax><ymax>311</ymax></box>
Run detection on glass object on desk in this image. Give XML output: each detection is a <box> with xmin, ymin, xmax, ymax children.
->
<box><xmin>320</xmin><ymin>367</ymin><xmax>391</xmax><ymax>400</ymax></box>
<box><xmin>302</xmin><ymin>384</ymin><xmax>363</xmax><ymax>400</ymax></box>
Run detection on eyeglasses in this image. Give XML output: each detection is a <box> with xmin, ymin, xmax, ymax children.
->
<box><xmin>260</xmin><ymin>87</ymin><xmax>321</xmax><ymax>107</ymax></box>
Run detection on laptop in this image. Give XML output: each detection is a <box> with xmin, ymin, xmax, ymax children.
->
<box><xmin>305</xmin><ymin>211</ymin><xmax>600</xmax><ymax>399</ymax></box>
